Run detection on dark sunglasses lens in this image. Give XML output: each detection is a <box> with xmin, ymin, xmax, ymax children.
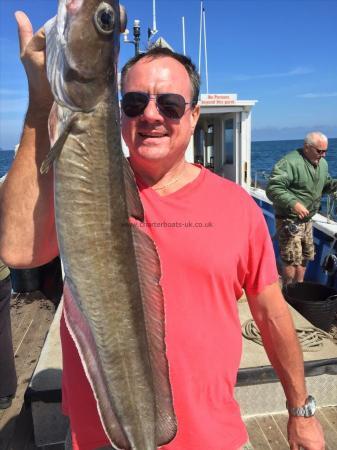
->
<box><xmin>122</xmin><ymin>92</ymin><xmax>149</xmax><ymax>117</ymax></box>
<box><xmin>157</xmin><ymin>93</ymin><xmax>186</xmax><ymax>119</ymax></box>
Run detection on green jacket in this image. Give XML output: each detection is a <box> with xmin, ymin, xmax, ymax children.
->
<box><xmin>266</xmin><ymin>148</ymin><xmax>337</xmax><ymax>222</ymax></box>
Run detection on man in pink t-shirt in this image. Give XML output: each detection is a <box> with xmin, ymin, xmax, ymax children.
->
<box><xmin>0</xmin><ymin>11</ymin><xmax>325</xmax><ymax>450</ymax></box>
<box><xmin>61</xmin><ymin>165</ymin><xmax>280</xmax><ymax>450</ymax></box>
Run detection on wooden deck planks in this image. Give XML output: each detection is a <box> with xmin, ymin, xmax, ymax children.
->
<box><xmin>316</xmin><ymin>408</ymin><xmax>337</xmax><ymax>450</ymax></box>
<box><xmin>320</xmin><ymin>406</ymin><xmax>337</xmax><ymax>430</ymax></box>
<box><xmin>245</xmin><ymin>408</ymin><xmax>337</xmax><ymax>450</ymax></box>
<box><xmin>245</xmin><ymin>416</ymin><xmax>273</xmax><ymax>450</ymax></box>
<box><xmin>255</xmin><ymin>415</ymin><xmax>289</xmax><ymax>450</ymax></box>
<box><xmin>0</xmin><ymin>292</ymin><xmax>55</xmax><ymax>450</ymax></box>
<box><xmin>271</xmin><ymin>413</ymin><xmax>288</xmax><ymax>442</ymax></box>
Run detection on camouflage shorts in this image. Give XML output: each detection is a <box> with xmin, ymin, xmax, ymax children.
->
<box><xmin>275</xmin><ymin>218</ymin><xmax>315</xmax><ymax>266</ymax></box>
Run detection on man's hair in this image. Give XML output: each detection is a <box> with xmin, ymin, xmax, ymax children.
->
<box><xmin>304</xmin><ymin>131</ymin><xmax>328</xmax><ymax>146</ymax></box>
<box><xmin>120</xmin><ymin>47</ymin><xmax>200</xmax><ymax>106</ymax></box>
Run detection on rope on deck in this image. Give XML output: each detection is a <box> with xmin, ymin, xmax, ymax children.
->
<box><xmin>242</xmin><ymin>319</ymin><xmax>335</xmax><ymax>352</ymax></box>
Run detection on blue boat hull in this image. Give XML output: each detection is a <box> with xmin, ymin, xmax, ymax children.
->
<box><xmin>252</xmin><ymin>193</ymin><xmax>337</xmax><ymax>289</ymax></box>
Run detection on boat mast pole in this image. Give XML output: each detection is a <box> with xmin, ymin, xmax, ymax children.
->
<box><xmin>203</xmin><ymin>6</ymin><xmax>209</xmax><ymax>93</ymax></box>
<box><xmin>182</xmin><ymin>16</ymin><xmax>186</xmax><ymax>55</ymax></box>
<box><xmin>152</xmin><ymin>0</ymin><xmax>158</xmax><ymax>35</ymax></box>
<box><xmin>147</xmin><ymin>0</ymin><xmax>158</xmax><ymax>45</ymax></box>
<box><xmin>198</xmin><ymin>1</ymin><xmax>203</xmax><ymax>74</ymax></box>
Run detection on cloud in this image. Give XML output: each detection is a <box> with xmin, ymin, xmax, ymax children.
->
<box><xmin>297</xmin><ymin>92</ymin><xmax>337</xmax><ymax>98</ymax></box>
<box><xmin>231</xmin><ymin>67</ymin><xmax>313</xmax><ymax>81</ymax></box>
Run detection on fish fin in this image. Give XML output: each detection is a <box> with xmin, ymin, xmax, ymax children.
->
<box><xmin>123</xmin><ymin>157</ymin><xmax>144</xmax><ymax>221</ymax></box>
<box><xmin>63</xmin><ymin>282</ymin><xmax>130</xmax><ymax>450</ymax></box>
<box><xmin>40</xmin><ymin>134</ymin><xmax>67</xmax><ymax>174</ymax></box>
<box><xmin>131</xmin><ymin>225</ymin><xmax>177</xmax><ymax>445</ymax></box>
<box><xmin>41</xmin><ymin>108</ymin><xmax>77</xmax><ymax>174</ymax></box>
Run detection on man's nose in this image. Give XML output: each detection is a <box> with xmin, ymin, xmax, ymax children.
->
<box><xmin>141</xmin><ymin>98</ymin><xmax>164</xmax><ymax>122</ymax></box>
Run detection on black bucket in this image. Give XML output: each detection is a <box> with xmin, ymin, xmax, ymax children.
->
<box><xmin>283</xmin><ymin>282</ymin><xmax>337</xmax><ymax>331</ymax></box>
<box><xmin>10</xmin><ymin>268</ymin><xmax>41</xmax><ymax>293</ymax></box>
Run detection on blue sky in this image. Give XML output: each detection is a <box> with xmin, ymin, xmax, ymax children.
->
<box><xmin>0</xmin><ymin>0</ymin><xmax>336</xmax><ymax>149</ymax></box>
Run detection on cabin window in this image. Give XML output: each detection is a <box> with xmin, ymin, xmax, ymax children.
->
<box><xmin>194</xmin><ymin>127</ymin><xmax>205</xmax><ymax>165</ymax></box>
<box><xmin>223</xmin><ymin>119</ymin><xmax>234</xmax><ymax>164</ymax></box>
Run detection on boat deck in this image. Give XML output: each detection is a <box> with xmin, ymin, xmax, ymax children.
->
<box><xmin>1</xmin><ymin>291</ymin><xmax>337</xmax><ymax>450</ymax></box>
<box><xmin>0</xmin><ymin>291</ymin><xmax>58</xmax><ymax>450</ymax></box>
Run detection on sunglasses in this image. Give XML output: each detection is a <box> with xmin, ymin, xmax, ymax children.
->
<box><xmin>309</xmin><ymin>144</ymin><xmax>327</xmax><ymax>155</ymax></box>
<box><xmin>121</xmin><ymin>92</ymin><xmax>193</xmax><ymax>119</ymax></box>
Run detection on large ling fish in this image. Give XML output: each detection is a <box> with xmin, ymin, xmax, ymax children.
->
<box><xmin>42</xmin><ymin>1</ymin><xmax>176</xmax><ymax>448</ymax></box>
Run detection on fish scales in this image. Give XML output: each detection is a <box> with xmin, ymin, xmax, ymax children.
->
<box><xmin>43</xmin><ymin>1</ymin><xmax>177</xmax><ymax>448</ymax></box>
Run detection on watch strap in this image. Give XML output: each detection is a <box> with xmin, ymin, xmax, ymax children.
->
<box><xmin>286</xmin><ymin>395</ymin><xmax>316</xmax><ymax>417</ymax></box>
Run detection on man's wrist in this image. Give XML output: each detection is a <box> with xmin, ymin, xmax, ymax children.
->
<box><xmin>25</xmin><ymin>103</ymin><xmax>52</xmax><ymax>126</ymax></box>
<box><xmin>286</xmin><ymin>395</ymin><xmax>316</xmax><ymax>418</ymax></box>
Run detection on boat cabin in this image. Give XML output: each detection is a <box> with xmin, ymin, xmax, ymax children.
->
<box><xmin>186</xmin><ymin>93</ymin><xmax>257</xmax><ymax>190</ymax></box>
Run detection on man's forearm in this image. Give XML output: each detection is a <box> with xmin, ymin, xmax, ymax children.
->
<box><xmin>258</xmin><ymin>308</ymin><xmax>307</xmax><ymax>407</ymax></box>
<box><xmin>248</xmin><ymin>283</ymin><xmax>307</xmax><ymax>407</ymax></box>
<box><xmin>0</xmin><ymin>106</ymin><xmax>58</xmax><ymax>268</ymax></box>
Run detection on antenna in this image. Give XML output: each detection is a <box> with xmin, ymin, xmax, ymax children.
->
<box><xmin>198</xmin><ymin>1</ymin><xmax>203</xmax><ymax>74</ymax></box>
<box><xmin>153</xmin><ymin>0</ymin><xmax>158</xmax><ymax>34</ymax></box>
<box><xmin>203</xmin><ymin>6</ymin><xmax>209</xmax><ymax>93</ymax></box>
<box><xmin>148</xmin><ymin>0</ymin><xmax>158</xmax><ymax>42</ymax></box>
<box><xmin>123</xmin><ymin>19</ymin><xmax>141</xmax><ymax>55</ymax></box>
<box><xmin>182</xmin><ymin>16</ymin><xmax>186</xmax><ymax>55</ymax></box>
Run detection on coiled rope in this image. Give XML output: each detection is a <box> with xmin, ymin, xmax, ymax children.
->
<box><xmin>242</xmin><ymin>319</ymin><xmax>335</xmax><ymax>352</ymax></box>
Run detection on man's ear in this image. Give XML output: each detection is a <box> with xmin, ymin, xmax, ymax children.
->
<box><xmin>190</xmin><ymin>104</ymin><xmax>200</xmax><ymax>134</ymax></box>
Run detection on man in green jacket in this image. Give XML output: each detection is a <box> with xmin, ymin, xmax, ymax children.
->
<box><xmin>266</xmin><ymin>131</ymin><xmax>337</xmax><ymax>285</ymax></box>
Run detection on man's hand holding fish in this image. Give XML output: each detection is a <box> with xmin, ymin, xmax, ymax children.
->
<box><xmin>15</xmin><ymin>11</ymin><xmax>53</xmax><ymax>110</ymax></box>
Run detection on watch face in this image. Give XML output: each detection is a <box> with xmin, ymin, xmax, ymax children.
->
<box><xmin>305</xmin><ymin>396</ymin><xmax>316</xmax><ymax>417</ymax></box>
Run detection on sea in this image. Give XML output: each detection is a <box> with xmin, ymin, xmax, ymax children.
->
<box><xmin>1</xmin><ymin>138</ymin><xmax>337</xmax><ymax>215</ymax></box>
<box><xmin>250</xmin><ymin>138</ymin><xmax>337</xmax><ymax>187</ymax></box>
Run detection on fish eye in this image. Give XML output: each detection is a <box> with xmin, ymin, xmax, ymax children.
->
<box><xmin>94</xmin><ymin>2</ymin><xmax>115</xmax><ymax>34</ymax></box>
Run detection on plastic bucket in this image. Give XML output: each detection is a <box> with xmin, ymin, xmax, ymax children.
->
<box><xmin>10</xmin><ymin>257</ymin><xmax>63</xmax><ymax>304</ymax></box>
<box><xmin>10</xmin><ymin>268</ymin><xmax>41</xmax><ymax>293</ymax></box>
<box><xmin>283</xmin><ymin>282</ymin><xmax>337</xmax><ymax>331</ymax></box>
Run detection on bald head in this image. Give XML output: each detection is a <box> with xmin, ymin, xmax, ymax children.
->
<box><xmin>304</xmin><ymin>131</ymin><xmax>328</xmax><ymax>148</ymax></box>
<box><xmin>303</xmin><ymin>131</ymin><xmax>328</xmax><ymax>166</ymax></box>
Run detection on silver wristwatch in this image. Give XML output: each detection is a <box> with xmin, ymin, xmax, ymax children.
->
<box><xmin>287</xmin><ymin>395</ymin><xmax>316</xmax><ymax>417</ymax></box>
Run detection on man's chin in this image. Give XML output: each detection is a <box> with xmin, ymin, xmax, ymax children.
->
<box><xmin>132</xmin><ymin>147</ymin><xmax>168</xmax><ymax>162</ymax></box>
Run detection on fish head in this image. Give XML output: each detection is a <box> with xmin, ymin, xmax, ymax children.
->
<box><xmin>64</xmin><ymin>0</ymin><xmax>126</xmax><ymax>76</ymax></box>
<box><xmin>49</xmin><ymin>0</ymin><xmax>127</xmax><ymax>109</ymax></box>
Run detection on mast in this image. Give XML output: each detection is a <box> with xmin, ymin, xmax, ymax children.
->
<box><xmin>182</xmin><ymin>16</ymin><xmax>186</xmax><ymax>55</ymax></box>
<box><xmin>198</xmin><ymin>1</ymin><xmax>203</xmax><ymax>74</ymax></box>
<box><xmin>148</xmin><ymin>0</ymin><xmax>158</xmax><ymax>42</ymax></box>
<box><xmin>152</xmin><ymin>0</ymin><xmax>158</xmax><ymax>34</ymax></box>
<box><xmin>203</xmin><ymin>6</ymin><xmax>209</xmax><ymax>93</ymax></box>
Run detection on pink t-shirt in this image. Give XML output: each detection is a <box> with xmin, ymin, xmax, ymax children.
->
<box><xmin>61</xmin><ymin>166</ymin><xmax>278</xmax><ymax>450</ymax></box>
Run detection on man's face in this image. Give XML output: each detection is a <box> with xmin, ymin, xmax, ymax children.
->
<box><xmin>304</xmin><ymin>139</ymin><xmax>328</xmax><ymax>166</ymax></box>
<box><xmin>121</xmin><ymin>56</ymin><xmax>200</xmax><ymax>170</ymax></box>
